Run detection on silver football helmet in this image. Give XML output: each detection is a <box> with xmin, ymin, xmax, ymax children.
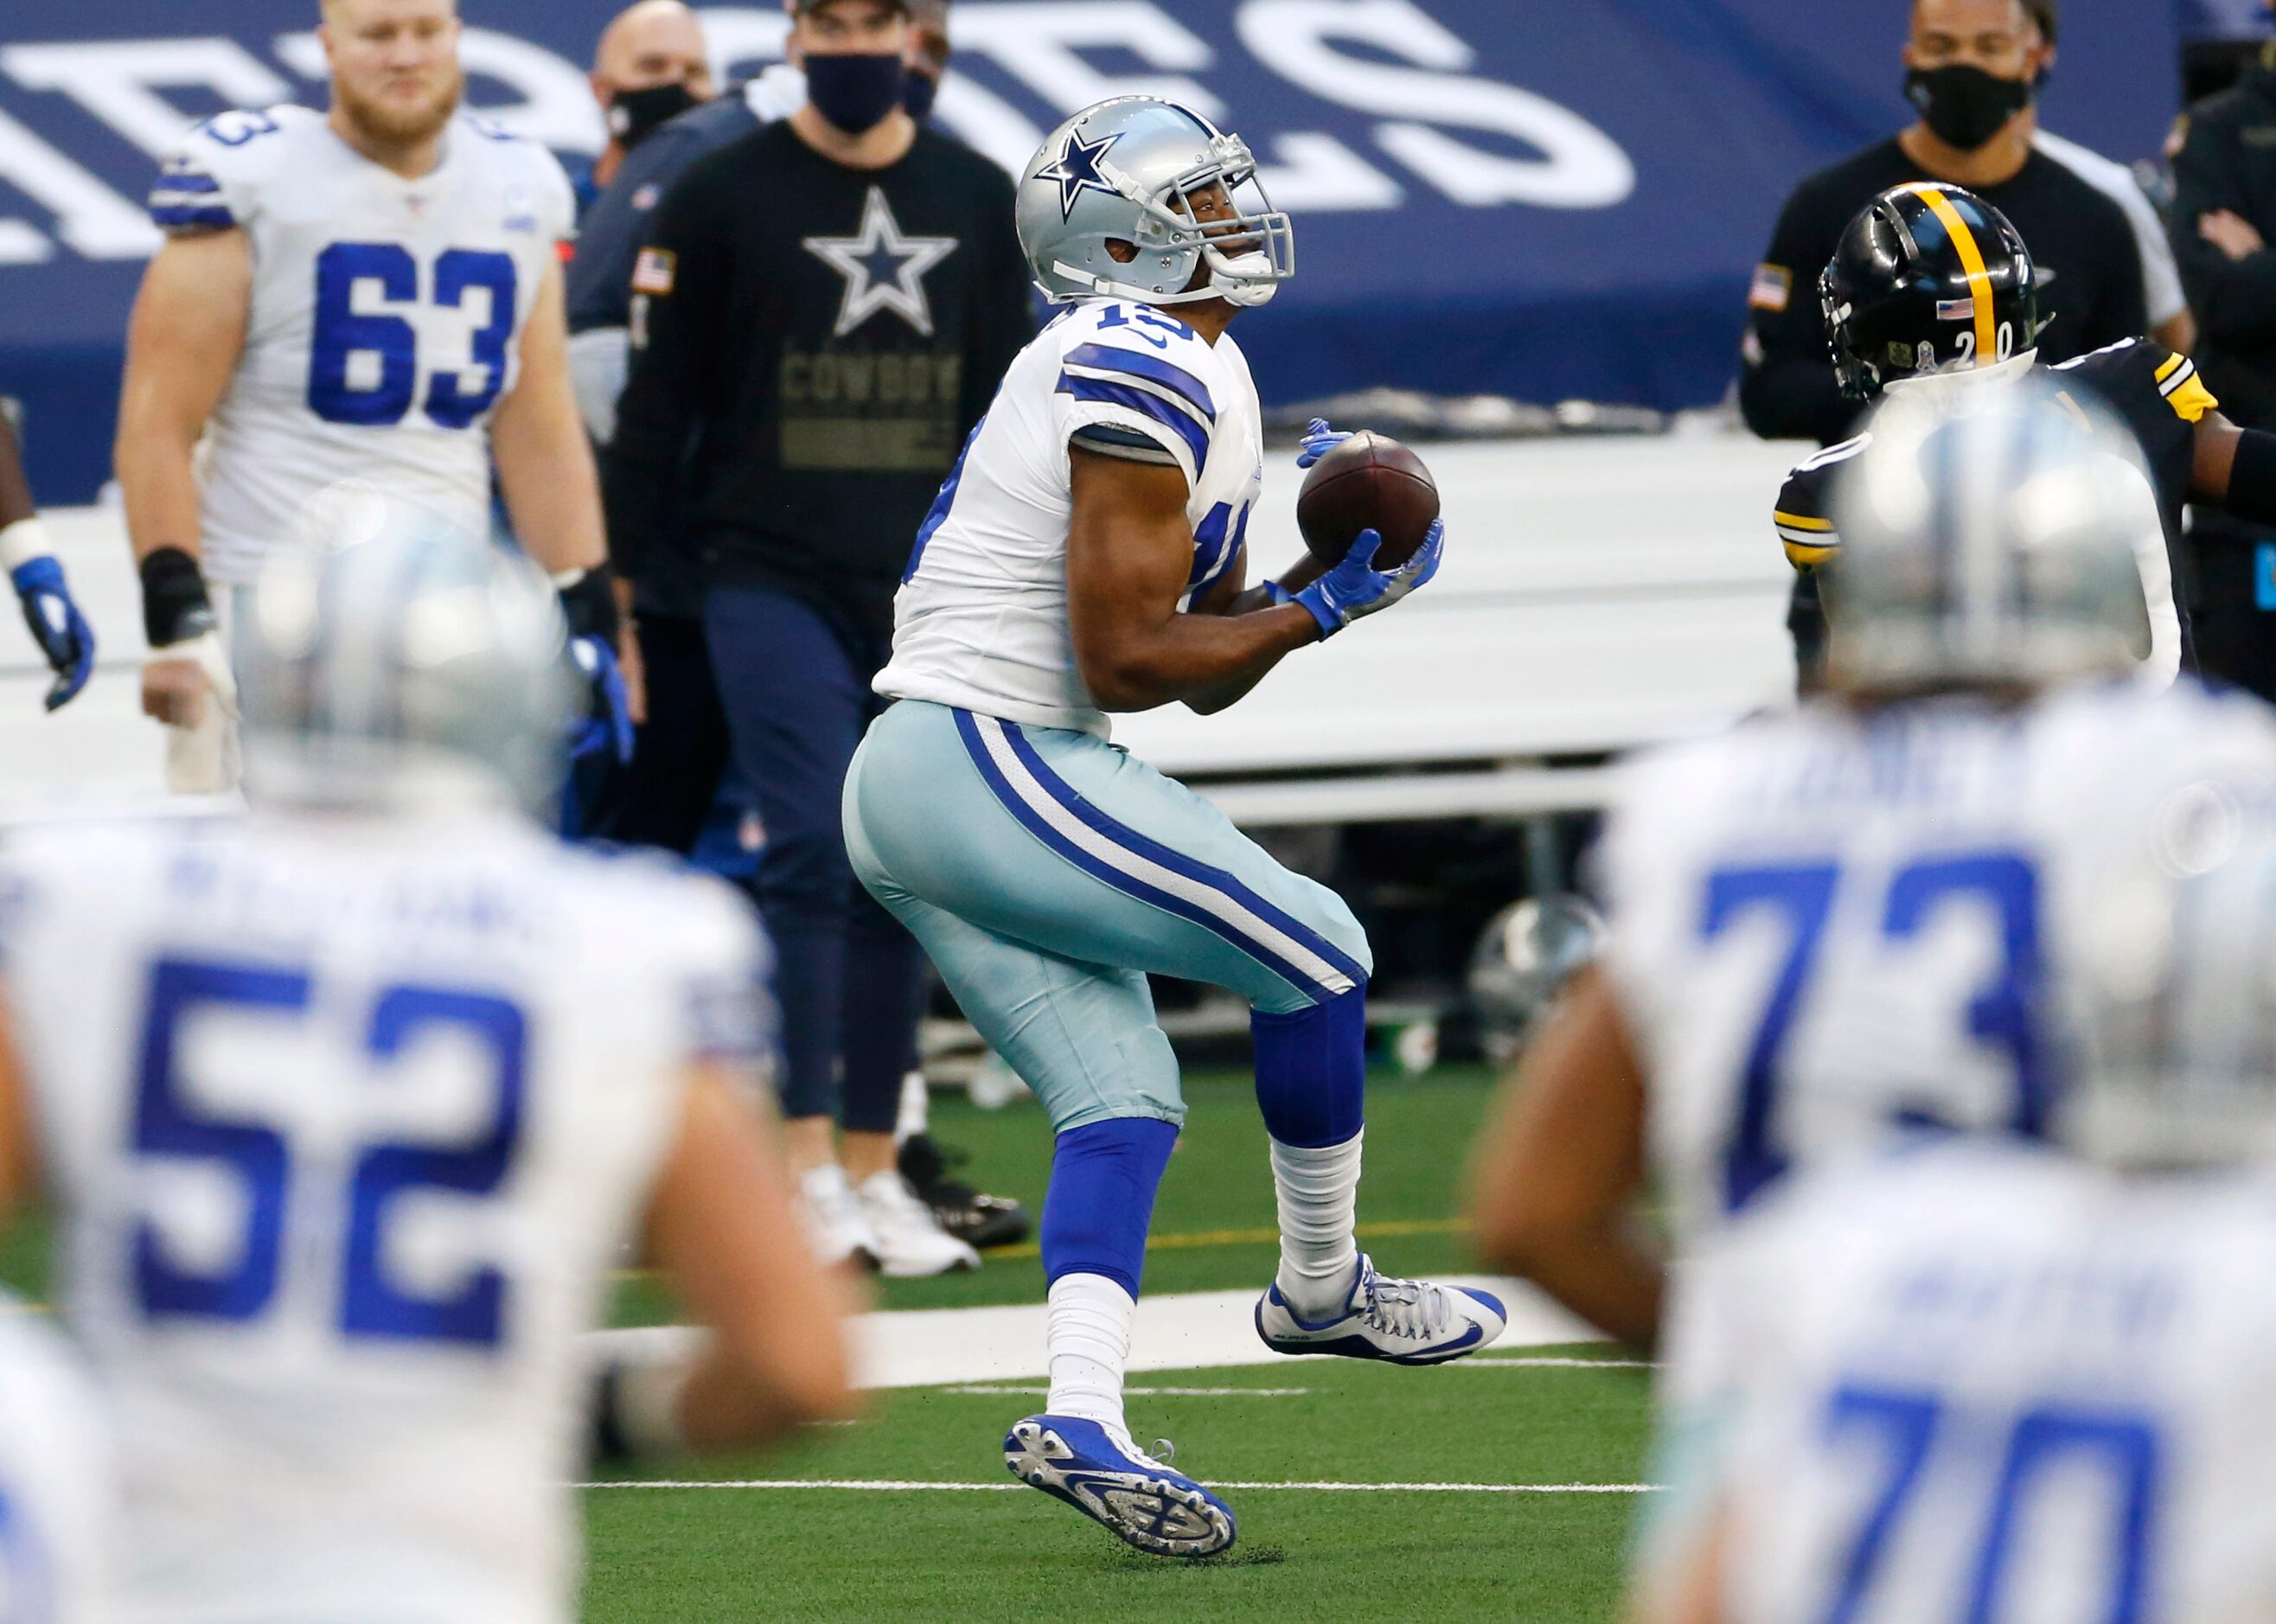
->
<box><xmin>237</xmin><ymin>483</ymin><xmax>577</xmax><ymax>814</ymax></box>
<box><xmin>1467</xmin><ymin>895</ymin><xmax>1606</xmax><ymax>1065</ymax></box>
<box><xmin>1826</xmin><ymin>374</ymin><xmax>2154</xmax><ymax>694</ymax></box>
<box><xmin>1017</xmin><ymin>96</ymin><xmax>1294</xmax><ymax>310</ymax></box>
<box><xmin>2062</xmin><ymin>827</ymin><xmax>2276</xmax><ymax>1171</ymax></box>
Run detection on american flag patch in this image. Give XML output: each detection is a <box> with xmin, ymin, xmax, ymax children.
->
<box><xmin>631</xmin><ymin>247</ymin><xmax>677</xmax><ymax>295</ymax></box>
<box><xmin>1936</xmin><ymin>297</ymin><xmax>1977</xmax><ymax>322</ymax></box>
<box><xmin>1749</xmin><ymin>264</ymin><xmax>1792</xmax><ymax>311</ymax></box>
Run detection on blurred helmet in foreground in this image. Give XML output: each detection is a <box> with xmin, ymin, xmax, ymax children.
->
<box><xmin>1827</xmin><ymin>377</ymin><xmax>2152</xmax><ymax>694</ymax></box>
<box><xmin>238</xmin><ymin>484</ymin><xmax>576</xmax><ymax>813</ymax></box>
<box><xmin>1467</xmin><ymin>895</ymin><xmax>1606</xmax><ymax>1065</ymax></box>
<box><xmin>1017</xmin><ymin>96</ymin><xmax>1294</xmax><ymax>310</ymax></box>
<box><xmin>2063</xmin><ymin>828</ymin><xmax>2276</xmax><ymax>1171</ymax></box>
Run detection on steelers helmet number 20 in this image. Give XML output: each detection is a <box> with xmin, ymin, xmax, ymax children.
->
<box><xmin>1823</xmin><ymin>183</ymin><xmax>2048</xmax><ymax>399</ymax></box>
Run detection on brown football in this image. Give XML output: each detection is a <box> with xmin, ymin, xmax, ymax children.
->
<box><xmin>1295</xmin><ymin>432</ymin><xmax>1441</xmax><ymax>570</ymax></box>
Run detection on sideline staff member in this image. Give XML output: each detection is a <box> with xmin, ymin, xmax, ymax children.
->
<box><xmin>1742</xmin><ymin>0</ymin><xmax>2148</xmax><ymax>446</ymax></box>
<box><xmin>605</xmin><ymin>0</ymin><xmax>1030</xmax><ymax>1276</ymax></box>
<box><xmin>2171</xmin><ymin>27</ymin><xmax>2276</xmax><ymax>700</ymax></box>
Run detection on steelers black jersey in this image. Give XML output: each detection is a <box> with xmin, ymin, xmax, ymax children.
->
<box><xmin>2047</xmin><ymin>341</ymin><xmax>2218</xmax><ymax>544</ymax></box>
<box><xmin>1772</xmin><ymin>340</ymin><xmax>2218</xmax><ymax>687</ymax></box>
<box><xmin>1772</xmin><ymin>341</ymin><xmax>2219</xmax><ymax>571</ymax></box>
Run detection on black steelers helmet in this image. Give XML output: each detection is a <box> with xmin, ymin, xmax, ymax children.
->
<box><xmin>1822</xmin><ymin>184</ymin><xmax>2047</xmax><ymax>400</ymax></box>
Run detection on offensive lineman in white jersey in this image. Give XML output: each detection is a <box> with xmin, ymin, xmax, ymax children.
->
<box><xmin>0</xmin><ymin>515</ymin><xmax>856</xmax><ymax>1622</ymax></box>
<box><xmin>0</xmin><ymin>1290</ymin><xmax>114</xmax><ymax>1624</ymax></box>
<box><xmin>1633</xmin><ymin>834</ymin><xmax>2276</xmax><ymax>1623</ymax></box>
<box><xmin>114</xmin><ymin>0</ymin><xmax>634</xmax><ymax>796</ymax></box>
<box><xmin>1466</xmin><ymin>378</ymin><xmax>2276</xmax><ymax>1349</ymax></box>
<box><xmin>848</xmin><ymin>96</ymin><xmax>1500</xmax><ymax>1560</ymax></box>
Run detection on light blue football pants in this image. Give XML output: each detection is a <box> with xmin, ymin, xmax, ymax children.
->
<box><xmin>844</xmin><ymin>700</ymin><xmax>1373</xmax><ymax>1133</ymax></box>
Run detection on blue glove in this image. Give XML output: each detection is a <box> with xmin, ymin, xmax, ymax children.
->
<box><xmin>1295</xmin><ymin>417</ymin><xmax>1353</xmax><ymax>470</ymax></box>
<box><xmin>1292</xmin><ymin>521</ymin><xmax>1445</xmax><ymax>638</ymax></box>
<box><xmin>568</xmin><ymin>634</ymin><xmax>635</xmax><ymax>764</ymax></box>
<box><xmin>10</xmin><ymin>557</ymin><xmax>94</xmax><ymax>712</ymax></box>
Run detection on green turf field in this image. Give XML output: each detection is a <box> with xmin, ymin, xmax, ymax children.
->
<box><xmin>589</xmin><ymin>1067</ymin><xmax>1657</xmax><ymax>1622</ymax></box>
<box><xmin>0</xmin><ymin>1065</ymin><xmax>1655</xmax><ymax>1618</ymax></box>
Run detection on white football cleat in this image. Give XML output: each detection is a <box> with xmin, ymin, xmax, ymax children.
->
<box><xmin>855</xmin><ymin>1170</ymin><xmax>981</xmax><ymax>1277</ymax></box>
<box><xmin>797</xmin><ymin>1162</ymin><xmax>880</xmax><ymax>1272</ymax></box>
<box><xmin>1255</xmin><ymin>1254</ymin><xmax>1506</xmax><ymax>1365</ymax></box>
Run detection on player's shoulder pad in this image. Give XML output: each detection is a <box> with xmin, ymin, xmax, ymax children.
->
<box><xmin>1056</xmin><ymin>301</ymin><xmax>1223</xmax><ymax>475</ymax></box>
<box><xmin>0</xmin><ymin>805</ymin><xmax>216</xmax><ymax>943</ymax></box>
<box><xmin>457</xmin><ymin>114</ymin><xmax>579</xmax><ymax>239</ymax></box>
<box><xmin>150</xmin><ymin>104</ymin><xmax>316</xmax><ymax>233</ymax></box>
<box><xmin>2053</xmin><ymin>338</ymin><xmax>2218</xmax><ymax>425</ymax></box>
<box><xmin>1773</xmin><ymin>432</ymin><xmax>1868</xmax><ymax>568</ymax></box>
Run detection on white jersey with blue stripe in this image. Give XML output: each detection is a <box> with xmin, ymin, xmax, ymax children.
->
<box><xmin>0</xmin><ymin>808</ymin><xmax>769</xmax><ymax>1624</ymax></box>
<box><xmin>874</xmin><ymin>297</ymin><xmax>1264</xmax><ymax>737</ymax></box>
<box><xmin>1659</xmin><ymin>1142</ymin><xmax>2276</xmax><ymax>1623</ymax></box>
<box><xmin>1595</xmin><ymin>679</ymin><xmax>2276</xmax><ymax>1250</ymax></box>
<box><xmin>0</xmin><ymin>1300</ymin><xmax>113</xmax><ymax>1624</ymax></box>
<box><xmin>150</xmin><ymin>106</ymin><xmax>575</xmax><ymax>586</ymax></box>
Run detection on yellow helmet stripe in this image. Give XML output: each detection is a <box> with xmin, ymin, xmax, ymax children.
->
<box><xmin>1908</xmin><ymin>185</ymin><xmax>1998</xmax><ymax>368</ymax></box>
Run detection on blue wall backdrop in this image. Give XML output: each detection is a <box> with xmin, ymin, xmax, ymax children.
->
<box><xmin>0</xmin><ymin>1</ymin><xmax>2190</xmax><ymax>502</ymax></box>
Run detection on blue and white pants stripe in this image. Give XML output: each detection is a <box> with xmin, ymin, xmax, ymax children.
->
<box><xmin>844</xmin><ymin>700</ymin><xmax>1372</xmax><ymax>1132</ymax></box>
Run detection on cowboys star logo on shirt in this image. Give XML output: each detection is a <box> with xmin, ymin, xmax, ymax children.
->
<box><xmin>1036</xmin><ymin>128</ymin><xmax>1122</xmax><ymax>221</ymax></box>
<box><xmin>802</xmin><ymin>188</ymin><xmax>959</xmax><ymax>339</ymax></box>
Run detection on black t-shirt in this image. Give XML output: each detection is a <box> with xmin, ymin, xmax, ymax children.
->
<box><xmin>2169</xmin><ymin>58</ymin><xmax>2276</xmax><ymax>426</ymax></box>
<box><xmin>1741</xmin><ymin>137</ymin><xmax>2151</xmax><ymax>447</ymax></box>
<box><xmin>1773</xmin><ymin>339</ymin><xmax>2221</xmax><ymax>684</ymax></box>
<box><xmin>567</xmin><ymin>93</ymin><xmax>763</xmax><ymax>336</ymax></box>
<box><xmin>604</xmin><ymin>122</ymin><xmax>1034</xmax><ymax>637</ymax></box>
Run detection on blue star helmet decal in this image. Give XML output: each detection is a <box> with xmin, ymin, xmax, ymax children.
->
<box><xmin>1038</xmin><ymin>128</ymin><xmax>1122</xmax><ymax>221</ymax></box>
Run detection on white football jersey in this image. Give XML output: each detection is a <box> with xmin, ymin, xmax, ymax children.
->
<box><xmin>0</xmin><ymin>809</ymin><xmax>769</xmax><ymax>1624</ymax></box>
<box><xmin>0</xmin><ymin>1298</ymin><xmax>114</xmax><ymax>1624</ymax></box>
<box><xmin>1596</xmin><ymin>678</ymin><xmax>2276</xmax><ymax>1246</ymax></box>
<box><xmin>1661</xmin><ymin>1141</ymin><xmax>2276</xmax><ymax>1623</ymax></box>
<box><xmin>150</xmin><ymin>106</ymin><xmax>576</xmax><ymax>586</ymax></box>
<box><xmin>874</xmin><ymin>297</ymin><xmax>1265</xmax><ymax>736</ymax></box>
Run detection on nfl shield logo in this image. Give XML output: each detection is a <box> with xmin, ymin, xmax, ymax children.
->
<box><xmin>504</xmin><ymin>184</ymin><xmax>537</xmax><ymax>233</ymax></box>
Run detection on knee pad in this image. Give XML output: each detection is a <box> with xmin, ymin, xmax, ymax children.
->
<box><xmin>1250</xmin><ymin>981</ymin><xmax>1367</xmax><ymax>1149</ymax></box>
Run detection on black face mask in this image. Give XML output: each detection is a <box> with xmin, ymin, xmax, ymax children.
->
<box><xmin>902</xmin><ymin>68</ymin><xmax>939</xmax><ymax>125</ymax></box>
<box><xmin>805</xmin><ymin>51</ymin><xmax>907</xmax><ymax>136</ymax></box>
<box><xmin>1905</xmin><ymin>64</ymin><xmax>2033</xmax><ymax>152</ymax></box>
<box><xmin>607</xmin><ymin>81</ymin><xmax>701</xmax><ymax>148</ymax></box>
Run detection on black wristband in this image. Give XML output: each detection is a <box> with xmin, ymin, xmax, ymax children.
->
<box><xmin>556</xmin><ymin>561</ymin><xmax>622</xmax><ymax>645</ymax></box>
<box><xmin>138</xmin><ymin>547</ymin><xmax>214</xmax><ymax>649</ymax></box>
<box><xmin>2225</xmin><ymin>427</ymin><xmax>2276</xmax><ymax>529</ymax></box>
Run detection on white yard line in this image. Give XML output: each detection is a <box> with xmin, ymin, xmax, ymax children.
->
<box><xmin>1461</xmin><ymin>1358</ymin><xmax>1656</xmax><ymax>1370</ymax></box>
<box><xmin>589</xmin><ymin>1276</ymin><xmax>1602</xmax><ymax>1390</ymax></box>
<box><xmin>944</xmin><ymin>1384</ymin><xmax>1314</xmax><ymax>1397</ymax></box>
<box><xmin>582</xmin><ymin>1479</ymin><xmax>1663</xmax><ymax>1494</ymax></box>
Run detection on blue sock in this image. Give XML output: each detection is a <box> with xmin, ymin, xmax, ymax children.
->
<box><xmin>1250</xmin><ymin>982</ymin><xmax>1367</xmax><ymax>1148</ymax></box>
<box><xmin>1039</xmin><ymin>1118</ymin><xmax>1180</xmax><ymax>1298</ymax></box>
